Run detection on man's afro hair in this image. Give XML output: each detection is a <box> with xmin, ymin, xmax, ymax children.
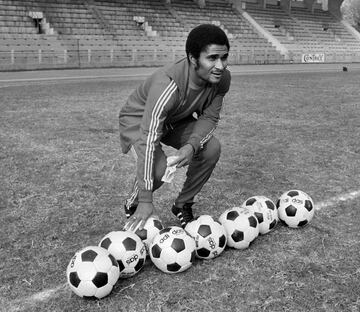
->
<box><xmin>186</xmin><ymin>24</ymin><xmax>230</xmax><ymax>59</ymax></box>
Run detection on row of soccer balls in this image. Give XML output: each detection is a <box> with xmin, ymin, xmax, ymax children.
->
<box><xmin>67</xmin><ymin>189</ymin><xmax>315</xmax><ymax>299</ymax></box>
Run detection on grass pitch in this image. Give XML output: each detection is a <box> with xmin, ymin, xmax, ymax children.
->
<box><xmin>1</xmin><ymin>68</ymin><xmax>360</xmax><ymax>312</ymax></box>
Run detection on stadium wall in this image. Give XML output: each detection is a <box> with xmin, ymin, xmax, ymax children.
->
<box><xmin>1</xmin><ymin>0</ymin><xmax>360</xmax><ymax>71</ymax></box>
<box><xmin>1</xmin><ymin>47</ymin><xmax>359</xmax><ymax>71</ymax></box>
<box><xmin>0</xmin><ymin>46</ymin><xmax>292</xmax><ymax>71</ymax></box>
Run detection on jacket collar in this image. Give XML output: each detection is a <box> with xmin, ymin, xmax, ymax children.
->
<box><xmin>164</xmin><ymin>57</ymin><xmax>190</xmax><ymax>99</ymax></box>
<box><xmin>165</xmin><ymin>57</ymin><xmax>224</xmax><ymax>99</ymax></box>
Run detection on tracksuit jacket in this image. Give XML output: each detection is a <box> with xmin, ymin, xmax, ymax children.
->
<box><xmin>119</xmin><ymin>57</ymin><xmax>231</xmax><ymax>204</ymax></box>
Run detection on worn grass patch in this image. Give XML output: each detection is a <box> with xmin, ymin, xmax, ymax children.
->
<box><xmin>1</xmin><ymin>71</ymin><xmax>360</xmax><ymax>312</ymax></box>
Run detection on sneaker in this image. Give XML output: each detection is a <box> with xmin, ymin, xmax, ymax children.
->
<box><xmin>171</xmin><ymin>203</ymin><xmax>195</xmax><ymax>228</ymax></box>
<box><xmin>124</xmin><ymin>203</ymin><xmax>137</xmax><ymax>219</ymax></box>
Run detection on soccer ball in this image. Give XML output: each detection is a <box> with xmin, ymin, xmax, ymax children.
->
<box><xmin>241</xmin><ymin>196</ymin><xmax>278</xmax><ymax>234</ymax></box>
<box><xmin>149</xmin><ymin>226</ymin><xmax>196</xmax><ymax>274</ymax></box>
<box><xmin>99</xmin><ymin>230</ymin><xmax>146</xmax><ymax>278</ymax></box>
<box><xmin>185</xmin><ymin>215</ymin><xmax>227</xmax><ymax>259</ymax></box>
<box><xmin>135</xmin><ymin>216</ymin><xmax>164</xmax><ymax>252</ymax></box>
<box><xmin>276</xmin><ymin>190</ymin><xmax>315</xmax><ymax>228</ymax></box>
<box><xmin>219</xmin><ymin>207</ymin><xmax>259</xmax><ymax>249</ymax></box>
<box><xmin>66</xmin><ymin>246</ymin><xmax>120</xmax><ymax>299</ymax></box>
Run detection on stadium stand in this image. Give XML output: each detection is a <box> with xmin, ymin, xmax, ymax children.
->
<box><xmin>290</xmin><ymin>6</ymin><xmax>360</xmax><ymax>51</ymax></box>
<box><xmin>243</xmin><ymin>1</ymin><xmax>360</xmax><ymax>62</ymax></box>
<box><xmin>168</xmin><ymin>0</ymin><xmax>285</xmax><ymax>63</ymax></box>
<box><xmin>0</xmin><ymin>0</ymin><xmax>359</xmax><ymax>70</ymax></box>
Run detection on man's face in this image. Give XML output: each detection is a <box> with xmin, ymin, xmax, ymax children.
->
<box><xmin>191</xmin><ymin>44</ymin><xmax>229</xmax><ymax>85</ymax></box>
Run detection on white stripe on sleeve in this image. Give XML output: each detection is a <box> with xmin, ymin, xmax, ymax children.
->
<box><xmin>144</xmin><ymin>81</ymin><xmax>177</xmax><ymax>190</ymax></box>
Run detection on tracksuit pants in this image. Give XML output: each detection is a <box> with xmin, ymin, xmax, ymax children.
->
<box><xmin>125</xmin><ymin>117</ymin><xmax>221</xmax><ymax>209</ymax></box>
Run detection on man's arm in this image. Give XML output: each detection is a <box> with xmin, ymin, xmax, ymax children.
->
<box><xmin>135</xmin><ymin>79</ymin><xmax>177</xmax><ymax>201</ymax></box>
<box><xmin>126</xmin><ymin>78</ymin><xmax>178</xmax><ymax>231</ymax></box>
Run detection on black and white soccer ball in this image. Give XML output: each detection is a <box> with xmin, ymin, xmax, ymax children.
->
<box><xmin>135</xmin><ymin>216</ymin><xmax>164</xmax><ymax>252</ymax></box>
<box><xmin>99</xmin><ymin>230</ymin><xmax>146</xmax><ymax>278</ymax></box>
<box><xmin>149</xmin><ymin>226</ymin><xmax>196</xmax><ymax>274</ymax></box>
<box><xmin>219</xmin><ymin>207</ymin><xmax>259</xmax><ymax>249</ymax></box>
<box><xmin>276</xmin><ymin>190</ymin><xmax>315</xmax><ymax>228</ymax></box>
<box><xmin>241</xmin><ymin>196</ymin><xmax>278</xmax><ymax>234</ymax></box>
<box><xmin>185</xmin><ymin>215</ymin><xmax>227</xmax><ymax>259</ymax></box>
<box><xmin>66</xmin><ymin>246</ymin><xmax>120</xmax><ymax>299</ymax></box>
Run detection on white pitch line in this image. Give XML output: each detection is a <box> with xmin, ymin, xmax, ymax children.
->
<box><xmin>315</xmin><ymin>190</ymin><xmax>360</xmax><ymax>210</ymax></box>
<box><xmin>2</xmin><ymin>64</ymin><xmax>357</xmax><ymax>84</ymax></box>
<box><xmin>30</xmin><ymin>283</ymin><xmax>68</xmax><ymax>302</ymax></box>
<box><xmin>0</xmin><ymin>73</ymin><xmax>150</xmax><ymax>83</ymax></box>
<box><xmin>7</xmin><ymin>283</ymin><xmax>68</xmax><ymax>312</ymax></box>
<box><xmin>7</xmin><ymin>189</ymin><xmax>360</xmax><ymax>311</ymax></box>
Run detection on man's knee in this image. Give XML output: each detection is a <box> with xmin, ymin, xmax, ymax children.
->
<box><xmin>199</xmin><ymin>136</ymin><xmax>221</xmax><ymax>164</ymax></box>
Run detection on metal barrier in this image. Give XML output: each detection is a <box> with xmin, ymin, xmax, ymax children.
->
<box><xmin>1</xmin><ymin>48</ymin><xmax>360</xmax><ymax>71</ymax></box>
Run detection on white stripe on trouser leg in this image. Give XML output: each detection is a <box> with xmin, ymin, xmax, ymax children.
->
<box><xmin>130</xmin><ymin>145</ymin><xmax>138</xmax><ymax>160</ymax></box>
<box><xmin>126</xmin><ymin>180</ymin><xmax>139</xmax><ymax>209</ymax></box>
<box><xmin>126</xmin><ymin>146</ymin><xmax>139</xmax><ymax>209</ymax></box>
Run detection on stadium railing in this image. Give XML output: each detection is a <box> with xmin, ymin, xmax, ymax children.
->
<box><xmin>1</xmin><ymin>47</ymin><xmax>360</xmax><ymax>71</ymax></box>
<box><xmin>0</xmin><ymin>46</ymin><xmax>297</xmax><ymax>71</ymax></box>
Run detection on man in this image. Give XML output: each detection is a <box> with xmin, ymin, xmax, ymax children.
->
<box><xmin>119</xmin><ymin>24</ymin><xmax>231</xmax><ymax>231</ymax></box>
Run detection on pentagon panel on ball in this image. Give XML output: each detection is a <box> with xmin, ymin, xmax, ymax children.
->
<box><xmin>99</xmin><ymin>230</ymin><xmax>146</xmax><ymax>278</ymax></box>
<box><xmin>219</xmin><ymin>207</ymin><xmax>259</xmax><ymax>249</ymax></box>
<box><xmin>185</xmin><ymin>215</ymin><xmax>227</xmax><ymax>259</ymax></box>
<box><xmin>66</xmin><ymin>246</ymin><xmax>120</xmax><ymax>299</ymax></box>
<box><xmin>241</xmin><ymin>196</ymin><xmax>278</xmax><ymax>234</ymax></box>
<box><xmin>149</xmin><ymin>226</ymin><xmax>196</xmax><ymax>274</ymax></box>
<box><xmin>276</xmin><ymin>190</ymin><xmax>315</xmax><ymax>228</ymax></box>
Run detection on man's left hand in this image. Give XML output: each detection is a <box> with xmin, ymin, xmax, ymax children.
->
<box><xmin>168</xmin><ymin>144</ymin><xmax>194</xmax><ymax>168</ymax></box>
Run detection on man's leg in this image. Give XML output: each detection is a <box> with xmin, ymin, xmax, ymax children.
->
<box><xmin>175</xmin><ymin>136</ymin><xmax>221</xmax><ymax>207</ymax></box>
<box><xmin>161</xmin><ymin>118</ymin><xmax>221</xmax><ymax>208</ymax></box>
<box><xmin>172</xmin><ymin>136</ymin><xmax>221</xmax><ymax>228</ymax></box>
<box><xmin>124</xmin><ymin>145</ymin><xmax>167</xmax><ymax>218</ymax></box>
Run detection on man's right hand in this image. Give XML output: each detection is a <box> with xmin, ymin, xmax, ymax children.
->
<box><xmin>124</xmin><ymin>202</ymin><xmax>155</xmax><ymax>232</ymax></box>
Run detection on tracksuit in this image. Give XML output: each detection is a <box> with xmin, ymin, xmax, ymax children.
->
<box><xmin>119</xmin><ymin>57</ymin><xmax>231</xmax><ymax>209</ymax></box>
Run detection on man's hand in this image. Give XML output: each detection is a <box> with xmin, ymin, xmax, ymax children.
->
<box><xmin>124</xmin><ymin>202</ymin><xmax>155</xmax><ymax>232</ymax></box>
<box><xmin>168</xmin><ymin>144</ymin><xmax>194</xmax><ymax>168</ymax></box>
